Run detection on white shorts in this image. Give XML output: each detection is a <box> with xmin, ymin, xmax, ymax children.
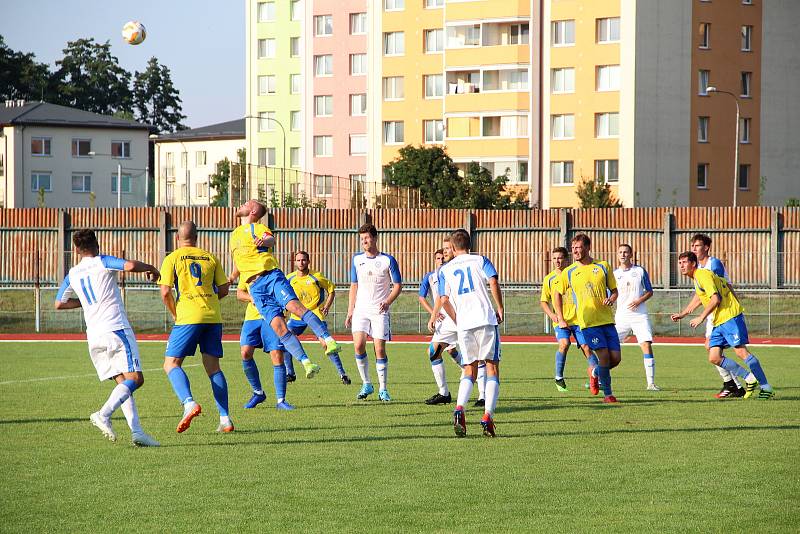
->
<box><xmin>87</xmin><ymin>328</ymin><xmax>142</xmax><ymax>381</ymax></box>
<box><xmin>615</xmin><ymin>314</ymin><xmax>653</xmax><ymax>343</ymax></box>
<box><xmin>457</xmin><ymin>325</ymin><xmax>501</xmax><ymax>365</ymax></box>
<box><xmin>705</xmin><ymin>315</ymin><xmax>714</xmax><ymax>338</ymax></box>
<box><xmin>432</xmin><ymin>327</ymin><xmax>458</xmax><ymax>351</ymax></box>
<box><xmin>351</xmin><ymin>312</ymin><xmax>392</xmax><ymax>341</ymax></box>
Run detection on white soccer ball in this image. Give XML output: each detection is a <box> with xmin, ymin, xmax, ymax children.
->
<box><xmin>122</xmin><ymin>21</ymin><xmax>147</xmax><ymax>45</ymax></box>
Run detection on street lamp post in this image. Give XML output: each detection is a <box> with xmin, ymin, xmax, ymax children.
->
<box><xmin>243</xmin><ymin>114</ymin><xmax>286</xmax><ymax>206</ymax></box>
<box><xmin>88</xmin><ymin>151</ymin><xmax>149</xmax><ymax>208</ymax></box>
<box><xmin>706</xmin><ymin>86</ymin><xmax>741</xmax><ymax>207</ymax></box>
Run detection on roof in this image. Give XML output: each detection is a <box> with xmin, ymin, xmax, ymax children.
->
<box><xmin>0</xmin><ymin>101</ymin><xmax>152</xmax><ymax>131</ymax></box>
<box><xmin>155</xmin><ymin>119</ymin><xmax>245</xmax><ymax>142</ymax></box>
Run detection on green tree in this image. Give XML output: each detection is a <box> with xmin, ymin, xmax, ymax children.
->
<box><xmin>51</xmin><ymin>38</ymin><xmax>132</xmax><ymax>115</ymax></box>
<box><xmin>209</xmin><ymin>149</ymin><xmax>246</xmax><ymax>207</ymax></box>
<box><xmin>575</xmin><ymin>178</ymin><xmax>622</xmax><ymax>208</ymax></box>
<box><xmin>462</xmin><ymin>163</ymin><xmax>529</xmax><ymax>210</ymax></box>
<box><xmin>786</xmin><ymin>198</ymin><xmax>800</xmax><ymax>207</ymax></box>
<box><xmin>132</xmin><ymin>57</ymin><xmax>187</xmax><ymax>132</ymax></box>
<box><xmin>0</xmin><ymin>35</ymin><xmax>53</xmax><ymax>102</ymax></box>
<box><xmin>384</xmin><ymin>145</ymin><xmax>466</xmax><ymax>208</ymax></box>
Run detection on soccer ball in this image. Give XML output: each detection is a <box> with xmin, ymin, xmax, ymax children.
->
<box><xmin>122</xmin><ymin>21</ymin><xmax>146</xmax><ymax>45</ymax></box>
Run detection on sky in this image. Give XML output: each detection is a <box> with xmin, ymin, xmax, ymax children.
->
<box><xmin>1</xmin><ymin>0</ymin><xmax>245</xmax><ymax>128</ymax></box>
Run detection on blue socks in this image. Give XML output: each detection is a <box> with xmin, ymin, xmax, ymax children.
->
<box><xmin>284</xmin><ymin>351</ymin><xmax>297</xmax><ymax>375</ymax></box>
<box><xmin>122</xmin><ymin>378</ymin><xmax>139</xmax><ymax>393</ymax></box>
<box><xmin>720</xmin><ymin>356</ymin><xmax>750</xmax><ymax>379</ymax></box>
<box><xmin>554</xmin><ymin>351</ymin><xmax>566</xmax><ymax>379</ymax></box>
<box><xmin>597</xmin><ymin>366</ymin><xmax>612</xmax><ymax>396</ymax></box>
<box><xmin>587</xmin><ymin>353</ymin><xmax>599</xmax><ymax>370</ymax></box>
<box><xmin>209</xmin><ymin>370</ymin><xmax>229</xmax><ymax>417</ymax></box>
<box><xmin>744</xmin><ymin>354</ymin><xmax>769</xmax><ymax>385</ymax></box>
<box><xmin>329</xmin><ymin>353</ymin><xmax>346</xmax><ymax>375</ymax></box>
<box><xmin>302</xmin><ymin>310</ymin><xmax>331</xmax><ymax>339</ymax></box>
<box><xmin>280</xmin><ymin>332</ymin><xmax>309</xmax><ymax>362</ymax></box>
<box><xmin>167</xmin><ymin>367</ymin><xmax>193</xmax><ymax>404</ymax></box>
<box><xmin>242</xmin><ymin>358</ymin><xmax>263</xmax><ymax>393</ymax></box>
<box><xmin>273</xmin><ymin>364</ymin><xmax>287</xmax><ymax>401</ymax></box>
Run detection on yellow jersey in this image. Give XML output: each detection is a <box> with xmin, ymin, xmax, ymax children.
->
<box><xmin>558</xmin><ymin>260</ymin><xmax>617</xmax><ymax>329</ymax></box>
<box><xmin>237</xmin><ymin>279</ymin><xmax>262</xmax><ymax>322</ymax></box>
<box><xmin>229</xmin><ymin>222</ymin><xmax>279</xmax><ymax>282</ymax></box>
<box><xmin>692</xmin><ymin>268</ymin><xmax>744</xmax><ymax>326</ymax></box>
<box><xmin>541</xmin><ymin>269</ymin><xmax>577</xmax><ymax>327</ymax></box>
<box><xmin>286</xmin><ymin>270</ymin><xmax>334</xmax><ymax>321</ymax></box>
<box><xmin>159</xmin><ymin>246</ymin><xmax>228</xmax><ymax>325</ymax></box>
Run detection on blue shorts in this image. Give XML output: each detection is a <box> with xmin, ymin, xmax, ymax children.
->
<box><xmin>582</xmin><ymin>324</ymin><xmax>621</xmax><ymax>352</ymax></box>
<box><xmin>166</xmin><ymin>323</ymin><xmax>223</xmax><ymax>358</ymax></box>
<box><xmin>286</xmin><ymin>318</ymin><xmax>327</xmax><ymax>337</ymax></box>
<box><xmin>249</xmin><ymin>269</ymin><xmax>298</xmax><ymax>323</ymax></box>
<box><xmin>709</xmin><ymin>314</ymin><xmax>750</xmax><ymax>348</ymax></box>
<box><xmin>240</xmin><ymin>319</ymin><xmax>285</xmax><ymax>352</ymax></box>
<box><xmin>555</xmin><ymin>324</ymin><xmax>587</xmax><ymax>346</ymax></box>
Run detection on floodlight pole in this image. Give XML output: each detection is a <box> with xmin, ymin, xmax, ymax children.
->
<box><xmin>706</xmin><ymin>87</ymin><xmax>741</xmax><ymax>207</ymax></box>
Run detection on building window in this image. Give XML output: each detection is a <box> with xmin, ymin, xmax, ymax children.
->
<box><xmin>314</xmin><ymin>95</ymin><xmax>333</xmax><ymax>117</ymax></box>
<box><xmin>741</xmin><ymin>71</ymin><xmax>751</xmax><ymax>97</ymax></box>
<box><xmin>180</xmin><ymin>151</ymin><xmax>188</xmax><ymax>168</ymax></box>
<box><xmin>738</xmin><ymin>164</ymin><xmax>750</xmax><ymax>190</ymax></box>
<box><xmin>425</xmin><ymin>0</ymin><xmax>443</xmax><ymax>7</ymax></box>
<box><xmin>697</xmin><ymin>163</ymin><xmax>709</xmax><ymax>189</ymax></box>
<box><xmin>551</xmin><ymin>67</ymin><xmax>575</xmax><ymax>93</ymax></box>
<box><xmin>290</xmin><ymin>37</ymin><xmax>300</xmax><ymax>57</ymax></box>
<box><xmin>741</xmin><ymin>25</ymin><xmax>752</xmax><ymax>51</ymax></box>
<box><xmin>31</xmin><ymin>137</ymin><xmax>51</xmax><ymax>156</ymax></box>
<box><xmin>290</xmin><ymin>0</ymin><xmax>301</xmax><ymax>21</ymax></box>
<box><xmin>424</xmin><ymin>29</ymin><xmax>444</xmax><ymax>53</ymax></box>
<box><xmin>72</xmin><ymin>138</ymin><xmax>91</xmax><ymax>157</ymax></box>
<box><xmin>350</xmin><ymin>93</ymin><xmax>367</xmax><ymax>116</ymax></box>
<box><xmin>424</xmin><ymin>74</ymin><xmax>443</xmax><ymax>98</ymax></box>
<box><xmin>447</xmin><ymin>24</ymin><xmax>481</xmax><ymax>47</ymax></box>
<box><xmin>698</xmin><ymin>116</ymin><xmax>709</xmax><ymax>142</ymax></box>
<box><xmin>314</xmin><ymin>55</ymin><xmax>333</xmax><ymax>76</ymax></box>
<box><xmin>290</xmin><ymin>110</ymin><xmax>301</xmax><ymax>131</ymax></box>
<box><xmin>257</xmin><ymin>2</ymin><xmax>275</xmax><ymax>22</ymax></box>
<box><xmin>195</xmin><ymin>151</ymin><xmax>207</xmax><ymax>166</ymax></box>
<box><xmin>165</xmin><ymin>153</ymin><xmax>175</xmax><ymax>177</ymax></box>
<box><xmin>510</xmin><ymin>23</ymin><xmax>530</xmax><ymax>45</ymax></box>
<box><xmin>258</xmin><ymin>38</ymin><xmax>276</xmax><ymax>58</ymax></box>
<box><xmin>551</xmin><ymin>114</ymin><xmax>574</xmax><ymax>139</ymax></box>
<box><xmin>552</xmin><ymin>20</ymin><xmax>575</xmax><ymax>46</ymax></box>
<box><xmin>483</xmin><ymin>115</ymin><xmax>527</xmax><ymax>137</ymax></box>
<box><xmin>314</xmin><ymin>15</ymin><xmax>332</xmax><ymax>36</ymax></box>
<box><xmin>595</xmin><ymin>112</ymin><xmax>619</xmax><ymax>138</ymax></box>
<box><xmin>698</xmin><ymin>22</ymin><xmax>710</xmax><ymax>48</ymax></box>
<box><xmin>71</xmin><ymin>173</ymin><xmax>91</xmax><ymax>193</ymax></box>
<box><xmin>258</xmin><ymin>75</ymin><xmax>276</xmax><ymax>95</ymax></box>
<box><xmin>551</xmin><ymin>161</ymin><xmax>574</xmax><ymax>185</ymax></box>
<box><xmin>383</xmin><ymin>76</ymin><xmax>405</xmax><ymax>100</ymax></box>
<box><xmin>314</xmin><ymin>174</ymin><xmax>333</xmax><ymax>197</ymax></box>
<box><xmin>384</xmin><ymin>32</ymin><xmax>405</xmax><ymax>55</ymax></box>
<box><xmin>424</xmin><ymin>120</ymin><xmax>444</xmax><ymax>143</ymax></box>
<box><xmin>483</xmin><ymin>68</ymin><xmax>528</xmax><ymax>91</ymax></box>
<box><xmin>266</xmin><ymin>148</ymin><xmax>276</xmax><ymax>166</ymax></box>
<box><xmin>290</xmin><ymin>74</ymin><xmax>301</xmax><ymax>94</ymax></box>
<box><xmin>597</xmin><ymin>17</ymin><xmax>620</xmax><ymax>43</ymax></box>
<box><xmin>257</xmin><ymin>147</ymin><xmax>275</xmax><ymax>166</ymax></box>
<box><xmin>350</xmin><ymin>53</ymin><xmax>367</xmax><ymax>75</ymax></box>
<box><xmin>742</xmin><ymin>0</ymin><xmax>752</xmax><ymax>4</ymax></box>
<box><xmin>383</xmin><ymin>121</ymin><xmax>404</xmax><ymax>144</ymax></box>
<box><xmin>350</xmin><ymin>12</ymin><xmax>367</xmax><ymax>34</ymax></box>
<box><xmin>196</xmin><ymin>182</ymin><xmax>209</xmax><ymax>198</ymax></box>
<box><xmin>111</xmin><ymin>174</ymin><xmax>132</xmax><ymax>193</ymax></box>
<box><xmin>518</xmin><ymin>161</ymin><xmax>529</xmax><ymax>182</ymax></box>
<box><xmin>595</xmin><ymin>160</ymin><xmax>619</xmax><ymax>183</ymax></box>
<box><xmin>350</xmin><ymin>134</ymin><xmax>367</xmax><ymax>155</ymax></box>
<box><xmin>596</xmin><ymin>65</ymin><xmax>620</xmax><ymax>91</ymax></box>
<box><xmin>110</xmin><ymin>140</ymin><xmax>131</xmax><ymax>159</ymax></box>
<box><xmin>384</xmin><ymin>0</ymin><xmax>404</xmax><ymax>11</ymax></box>
<box><xmin>739</xmin><ymin>118</ymin><xmax>751</xmax><ymax>143</ymax></box>
<box><xmin>31</xmin><ymin>172</ymin><xmax>52</xmax><ymax>192</ymax></box>
<box><xmin>698</xmin><ymin>70</ymin><xmax>710</xmax><ymax>95</ymax></box>
<box><xmin>259</xmin><ymin>111</ymin><xmax>275</xmax><ymax>132</ymax></box>
<box><xmin>314</xmin><ymin>136</ymin><xmax>333</xmax><ymax>157</ymax></box>
<box><xmin>290</xmin><ymin>147</ymin><xmax>300</xmax><ymax>167</ymax></box>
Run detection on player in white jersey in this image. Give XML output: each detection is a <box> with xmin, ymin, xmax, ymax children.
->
<box><xmin>345</xmin><ymin>223</ymin><xmax>403</xmax><ymax>401</ymax></box>
<box><xmin>54</xmin><ymin>229</ymin><xmax>160</xmax><ymax>447</ymax></box>
<box><xmin>690</xmin><ymin>233</ymin><xmax>745</xmax><ymax>398</ymax></box>
<box><xmin>614</xmin><ymin>244</ymin><xmax>660</xmax><ymax>391</ymax></box>
<box><xmin>429</xmin><ymin>229</ymin><xmax>504</xmax><ymax>438</ymax></box>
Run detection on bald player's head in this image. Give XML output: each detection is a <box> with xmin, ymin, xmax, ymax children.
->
<box><xmin>178</xmin><ymin>220</ymin><xmax>198</xmax><ymax>245</ymax></box>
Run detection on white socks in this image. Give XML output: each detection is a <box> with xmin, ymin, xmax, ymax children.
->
<box><xmin>355</xmin><ymin>355</ymin><xmax>371</xmax><ymax>384</ymax></box>
<box><xmin>476</xmin><ymin>363</ymin><xmax>486</xmax><ymax>400</ymax></box>
<box><xmin>644</xmin><ymin>357</ymin><xmax>655</xmax><ymax>385</ymax></box>
<box><xmin>376</xmin><ymin>358</ymin><xmax>388</xmax><ymax>390</ymax></box>
<box><xmin>120</xmin><ymin>396</ymin><xmax>142</xmax><ymax>433</ymax></box>
<box><xmin>99</xmin><ymin>383</ymin><xmax>132</xmax><ymax>419</ymax></box>
<box><xmin>485</xmin><ymin>376</ymin><xmax>499</xmax><ymax>416</ymax></box>
<box><xmin>431</xmin><ymin>360</ymin><xmax>448</xmax><ymax>395</ymax></box>
<box><xmin>456</xmin><ymin>376</ymin><xmax>474</xmax><ymax>407</ymax></box>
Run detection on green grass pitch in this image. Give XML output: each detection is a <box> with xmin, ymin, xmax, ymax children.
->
<box><xmin>0</xmin><ymin>341</ymin><xmax>798</xmax><ymax>533</ymax></box>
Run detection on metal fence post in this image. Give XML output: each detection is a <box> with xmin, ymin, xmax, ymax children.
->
<box><xmin>663</xmin><ymin>211</ymin><xmax>674</xmax><ymax>288</ymax></box>
<box><xmin>770</xmin><ymin>209</ymin><xmax>780</xmax><ymax>289</ymax></box>
<box><xmin>559</xmin><ymin>208</ymin><xmax>570</xmax><ymax>249</ymax></box>
<box><xmin>34</xmin><ymin>249</ymin><xmax>41</xmax><ymax>333</ymax></box>
<box><xmin>57</xmin><ymin>208</ymin><xmax>68</xmax><ymax>282</ymax></box>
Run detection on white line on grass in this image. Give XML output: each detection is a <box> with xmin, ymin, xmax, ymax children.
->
<box><xmin>0</xmin><ymin>364</ymin><xmax>201</xmax><ymax>386</ymax></box>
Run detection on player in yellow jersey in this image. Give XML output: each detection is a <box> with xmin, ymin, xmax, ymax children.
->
<box><xmin>553</xmin><ymin>234</ymin><xmax>620</xmax><ymax>403</ymax></box>
<box><xmin>230</xmin><ymin>199</ymin><xmax>339</xmax><ymax>380</ymax></box>
<box><xmin>159</xmin><ymin>221</ymin><xmax>233</xmax><ymax>433</ymax></box>
<box><xmin>672</xmin><ymin>251</ymin><xmax>774</xmax><ymax>399</ymax></box>
<box><xmin>285</xmin><ymin>251</ymin><xmax>350</xmax><ymax>385</ymax></box>
<box><xmin>540</xmin><ymin>246</ymin><xmax>599</xmax><ymax>392</ymax></box>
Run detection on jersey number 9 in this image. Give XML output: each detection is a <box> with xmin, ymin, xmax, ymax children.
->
<box><xmin>189</xmin><ymin>262</ymin><xmax>203</xmax><ymax>286</ymax></box>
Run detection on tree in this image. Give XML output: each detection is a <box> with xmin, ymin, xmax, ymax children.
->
<box><xmin>575</xmin><ymin>178</ymin><xmax>622</xmax><ymax>208</ymax></box>
<box><xmin>132</xmin><ymin>57</ymin><xmax>187</xmax><ymax>132</ymax></box>
<box><xmin>209</xmin><ymin>149</ymin><xmax>246</xmax><ymax>207</ymax></box>
<box><xmin>462</xmin><ymin>163</ymin><xmax>529</xmax><ymax>210</ymax></box>
<box><xmin>0</xmin><ymin>35</ymin><xmax>53</xmax><ymax>102</ymax></box>
<box><xmin>51</xmin><ymin>38</ymin><xmax>132</xmax><ymax>115</ymax></box>
<box><xmin>384</xmin><ymin>145</ymin><xmax>466</xmax><ymax>208</ymax></box>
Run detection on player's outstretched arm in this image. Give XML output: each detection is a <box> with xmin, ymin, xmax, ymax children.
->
<box><xmin>123</xmin><ymin>259</ymin><xmax>160</xmax><ymax>282</ymax></box>
<box><xmin>690</xmin><ymin>293</ymin><xmax>720</xmax><ymax>328</ymax></box>
<box><xmin>671</xmin><ymin>294</ymin><xmax>702</xmax><ymax>321</ymax></box>
<box><xmin>54</xmin><ymin>299</ymin><xmax>82</xmax><ymax>310</ymax></box>
<box><xmin>488</xmin><ymin>277</ymin><xmax>504</xmax><ymax>323</ymax></box>
<box><xmin>160</xmin><ymin>285</ymin><xmax>177</xmax><ymax>320</ymax></box>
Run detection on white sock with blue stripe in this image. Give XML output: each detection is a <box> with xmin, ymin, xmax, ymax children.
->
<box><xmin>120</xmin><ymin>396</ymin><xmax>142</xmax><ymax>433</ymax></box>
<box><xmin>485</xmin><ymin>376</ymin><xmax>499</xmax><ymax>416</ymax></box>
<box><xmin>355</xmin><ymin>353</ymin><xmax>371</xmax><ymax>384</ymax></box>
<box><xmin>476</xmin><ymin>363</ymin><xmax>486</xmax><ymax>400</ymax></box>
<box><xmin>99</xmin><ymin>382</ymin><xmax>132</xmax><ymax>419</ymax></box>
<box><xmin>456</xmin><ymin>376</ymin><xmax>474</xmax><ymax>408</ymax></box>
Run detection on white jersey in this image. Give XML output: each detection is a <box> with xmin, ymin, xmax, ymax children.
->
<box><xmin>613</xmin><ymin>265</ymin><xmax>653</xmax><ymax>317</ymax></box>
<box><xmin>437</xmin><ymin>253</ymin><xmax>498</xmax><ymax>331</ymax></box>
<box><xmin>56</xmin><ymin>255</ymin><xmax>132</xmax><ymax>336</ymax></box>
<box><xmin>350</xmin><ymin>251</ymin><xmax>402</xmax><ymax>315</ymax></box>
<box><xmin>419</xmin><ymin>270</ymin><xmax>456</xmax><ymax>333</ymax></box>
